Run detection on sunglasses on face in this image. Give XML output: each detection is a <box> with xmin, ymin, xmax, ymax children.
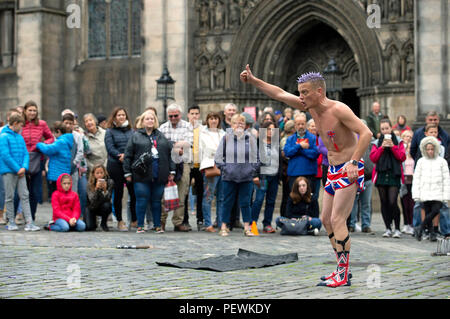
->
<box><xmin>169</xmin><ymin>114</ymin><xmax>179</xmax><ymax>119</ymax></box>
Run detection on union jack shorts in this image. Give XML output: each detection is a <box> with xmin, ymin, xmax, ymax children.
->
<box><xmin>324</xmin><ymin>160</ymin><xmax>365</xmax><ymax>196</ymax></box>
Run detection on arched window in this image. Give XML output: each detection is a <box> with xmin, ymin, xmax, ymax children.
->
<box><xmin>88</xmin><ymin>0</ymin><xmax>141</xmax><ymax>59</ymax></box>
<box><xmin>0</xmin><ymin>1</ymin><xmax>15</xmax><ymax>68</ymax></box>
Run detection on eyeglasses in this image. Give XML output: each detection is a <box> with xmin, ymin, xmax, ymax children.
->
<box><xmin>168</xmin><ymin>114</ymin><xmax>179</xmax><ymax>119</ymax></box>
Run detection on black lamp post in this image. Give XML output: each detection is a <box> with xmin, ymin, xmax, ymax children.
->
<box><xmin>323</xmin><ymin>58</ymin><xmax>343</xmax><ymax>101</ymax></box>
<box><xmin>156</xmin><ymin>65</ymin><xmax>175</xmax><ymax>121</ymax></box>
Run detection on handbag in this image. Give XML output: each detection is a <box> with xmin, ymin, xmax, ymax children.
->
<box><xmin>131</xmin><ymin>151</ymin><xmax>152</xmax><ymax>176</ymax></box>
<box><xmin>164</xmin><ymin>180</ymin><xmax>180</xmax><ymax>212</ymax></box>
<box><xmin>204</xmin><ymin>165</ymin><xmax>221</xmax><ymax>178</ymax></box>
<box><xmin>277</xmin><ymin>217</ymin><xmax>309</xmax><ymax>236</ymax></box>
<box><xmin>28</xmin><ymin>152</ymin><xmax>41</xmax><ymax>175</ymax></box>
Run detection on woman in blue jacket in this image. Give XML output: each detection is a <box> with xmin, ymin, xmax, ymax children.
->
<box><xmin>104</xmin><ymin>107</ymin><xmax>136</xmax><ymax>231</ymax></box>
<box><xmin>36</xmin><ymin>121</ymin><xmax>73</xmax><ymax>197</ymax></box>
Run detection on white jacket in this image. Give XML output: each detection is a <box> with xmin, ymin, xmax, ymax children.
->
<box><xmin>199</xmin><ymin>127</ymin><xmax>225</xmax><ymax>171</ymax></box>
<box><xmin>412</xmin><ymin>136</ymin><xmax>450</xmax><ymax>202</ymax></box>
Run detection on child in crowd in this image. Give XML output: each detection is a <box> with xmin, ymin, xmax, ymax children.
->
<box><xmin>86</xmin><ymin>164</ymin><xmax>114</xmax><ymax>231</ymax></box>
<box><xmin>412</xmin><ymin>136</ymin><xmax>450</xmax><ymax>241</ymax></box>
<box><xmin>36</xmin><ymin>121</ymin><xmax>73</xmax><ymax>197</ymax></box>
<box><xmin>276</xmin><ymin>176</ymin><xmax>321</xmax><ymax>235</ymax></box>
<box><xmin>47</xmin><ymin>173</ymin><xmax>85</xmax><ymax>232</ymax></box>
<box><xmin>418</xmin><ymin>124</ymin><xmax>447</xmax><ymax>236</ymax></box>
<box><xmin>0</xmin><ymin>113</ymin><xmax>40</xmax><ymax>231</ymax></box>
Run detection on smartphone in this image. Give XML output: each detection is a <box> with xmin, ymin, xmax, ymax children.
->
<box><xmin>384</xmin><ymin>134</ymin><xmax>391</xmax><ymax>140</ymax></box>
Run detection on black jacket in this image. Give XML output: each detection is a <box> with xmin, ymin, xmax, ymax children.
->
<box><xmin>286</xmin><ymin>197</ymin><xmax>318</xmax><ymax>219</ymax></box>
<box><xmin>123</xmin><ymin>128</ymin><xmax>175</xmax><ymax>184</ymax></box>
<box><xmin>87</xmin><ymin>178</ymin><xmax>114</xmax><ymax>211</ymax></box>
<box><xmin>105</xmin><ymin>126</ymin><xmax>134</xmax><ymax>164</ymax></box>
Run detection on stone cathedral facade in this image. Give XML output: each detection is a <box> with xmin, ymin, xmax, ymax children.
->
<box><xmin>0</xmin><ymin>0</ymin><xmax>448</xmax><ymax>127</ymax></box>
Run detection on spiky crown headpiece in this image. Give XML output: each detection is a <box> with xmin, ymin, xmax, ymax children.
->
<box><xmin>297</xmin><ymin>72</ymin><xmax>325</xmax><ymax>84</ymax></box>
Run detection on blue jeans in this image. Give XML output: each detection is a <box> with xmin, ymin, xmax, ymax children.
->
<box><xmin>134</xmin><ymin>181</ymin><xmax>165</xmax><ymax>228</ymax></box>
<box><xmin>275</xmin><ymin>216</ymin><xmax>322</xmax><ymax>234</ymax></box>
<box><xmin>349</xmin><ymin>180</ymin><xmax>373</xmax><ymax>229</ymax></box>
<box><xmin>221</xmin><ymin>180</ymin><xmax>253</xmax><ymax>226</ymax></box>
<box><xmin>251</xmin><ymin>175</ymin><xmax>279</xmax><ymax>227</ymax></box>
<box><xmin>413</xmin><ymin>201</ymin><xmax>449</xmax><ymax>235</ymax></box>
<box><xmin>202</xmin><ymin>175</ymin><xmax>223</xmax><ymax>227</ymax></box>
<box><xmin>50</xmin><ymin>218</ymin><xmax>86</xmax><ymax>232</ymax></box>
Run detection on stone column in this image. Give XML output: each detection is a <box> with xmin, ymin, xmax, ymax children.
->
<box><xmin>141</xmin><ymin>0</ymin><xmax>188</xmax><ymax>120</ymax></box>
<box><xmin>415</xmin><ymin>0</ymin><xmax>450</xmax><ymax>118</ymax></box>
<box><xmin>16</xmin><ymin>1</ymin><xmax>66</xmax><ymax>122</ymax></box>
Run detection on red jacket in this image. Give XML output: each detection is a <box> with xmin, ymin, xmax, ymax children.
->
<box><xmin>51</xmin><ymin>174</ymin><xmax>81</xmax><ymax>222</ymax></box>
<box><xmin>21</xmin><ymin>120</ymin><xmax>54</xmax><ymax>152</ymax></box>
<box><xmin>369</xmin><ymin>141</ymin><xmax>406</xmax><ymax>184</ymax></box>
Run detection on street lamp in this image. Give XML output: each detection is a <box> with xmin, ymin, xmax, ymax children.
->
<box><xmin>323</xmin><ymin>58</ymin><xmax>343</xmax><ymax>100</ymax></box>
<box><xmin>156</xmin><ymin>64</ymin><xmax>175</xmax><ymax>121</ymax></box>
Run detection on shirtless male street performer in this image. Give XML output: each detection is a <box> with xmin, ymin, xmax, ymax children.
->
<box><xmin>240</xmin><ymin>65</ymin><xmax>372</xmax><ymax>287</ymax></box>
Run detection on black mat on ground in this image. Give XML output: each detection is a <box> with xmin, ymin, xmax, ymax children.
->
<box><xmin>156</xmin><ymin>248</ymin><xmax>298</xmax><ymax>272</ymax></box>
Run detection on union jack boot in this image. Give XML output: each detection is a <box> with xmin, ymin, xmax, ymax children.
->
<box><xmin>317</xmin><ymin>250</ymin><xmax>351</xmax><ymax>287</ymax></box>
<box><xmin>320</xmin><ymin>233</ymin><xmax>352</xmax><ymax>282</ymax></box>
<box><xmin>320</xmin><ymin>248</ymin><xmax>352</xmax><ymax>281</ymax></box>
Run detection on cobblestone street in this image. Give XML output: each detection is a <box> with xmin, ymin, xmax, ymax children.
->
<box><xmin>0</xmin><ymin>202</ymin><xmax>448</xmax><ymax>299</ymax></box>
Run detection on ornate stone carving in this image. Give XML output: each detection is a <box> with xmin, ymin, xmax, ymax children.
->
<box><xmin>196</xmin><ymin>0</ymin><xmax>210</xmax><ymax>32</ymax></box>
<box><xmin>388</xmin><ymin>0</ymin><xmax>400</xmax><ymax>21</ymax></box>
<box><xmin>213</xmin><ymin>55</ymin><xmax>226</xmax><ymax>90</ymax></box>
<box><xmin>387</xmin><ymin>45</ymin><xmax>401</xmax><ymax>82</ymax></box>
<box><xmin>212</xmin><ymin>0</ymin><xmax>226</xmax><ymax>30</ymax></box>
<box><xmin>229</xmin><ymin>0</ymin><xmax>241</xmax><ymax>28</ymax></box>
<box><xmin>404</xmin><ymin>44</ymin><xmax>414</xmax><ymax>82</ymax></box>
<box><xmin>199</xmin><ymin>56</ymin><xmax>211</xmax><ymax>90</ymax></box>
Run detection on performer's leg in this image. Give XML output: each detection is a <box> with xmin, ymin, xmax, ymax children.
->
<box><xmin>321</xmin><ymin>191</ymin><xmax>335</xmax><ymax>250</ymax></box>
<box><xmin>318</xmin><ymin>184</ymin><xmax>357</xmax><ymax>287</ymax></box>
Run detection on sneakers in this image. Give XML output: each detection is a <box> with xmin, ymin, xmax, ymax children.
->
<box><xmin>362</xmin><ymin>227</ymin><xmax>373</xmax><ymax>233</ymax></box>
<box><xmin>313</xmin><ymin>228</ymin><xmax>320</xmax><ymax>236</ymax></box>
<box><xmin>6</xmin><ymin>223</ymin><xmax>19</xmax><ymax>231</ymax></box>
<box><xmin>154</xmin><ymin>227</ymin><xmax>164</xmax><ymax>234</ymax></box>
<box><xmin>392</xmin><ymin>230</ymin><xmax>402</xmax><ymax>238</ymax></box>
<box><xmin>136</xmin><ymin>227</ymin><xmax>145</xmax><ymax>234</ymax></box>
<box><xmin>24</xmin><ymin>223</ymin><xmax>40</xmax><ymax>232</ymax></box>
<box><xmin>406</xmin><ymin>225</ymin><xmax>415</xmax><ymax>235</ymax></box>
<box><xmin>263</xmin><ymin>225</ymin><xmax>276</xmax><ymax>233</ymax></box>
<box><xmin>382</xmin><ymin>229</ymin><xmax>392</xmax><ymax>238</ymax></box>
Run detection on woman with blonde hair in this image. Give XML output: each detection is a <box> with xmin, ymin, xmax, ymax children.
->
<box><xmin>123</xmin><ymin>110</ymin><xmax>175</xmax><ymax>233</ymax></box>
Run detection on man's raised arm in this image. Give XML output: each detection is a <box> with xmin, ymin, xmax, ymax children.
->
<box><xmin>240</xmin><ymin>64</ymin><xmax>304</xmax><ymax>111</ymax></box>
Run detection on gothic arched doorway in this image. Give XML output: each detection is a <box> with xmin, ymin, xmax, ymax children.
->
<box><xmin>227</xmin><ymin>0</ymin><xmax>383</xmax><ymax>116</ymax></box>
<box><xmin>285</xmin><ymin>23</ymin><xmax>361</xmax><ymax>117</ymax></box>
